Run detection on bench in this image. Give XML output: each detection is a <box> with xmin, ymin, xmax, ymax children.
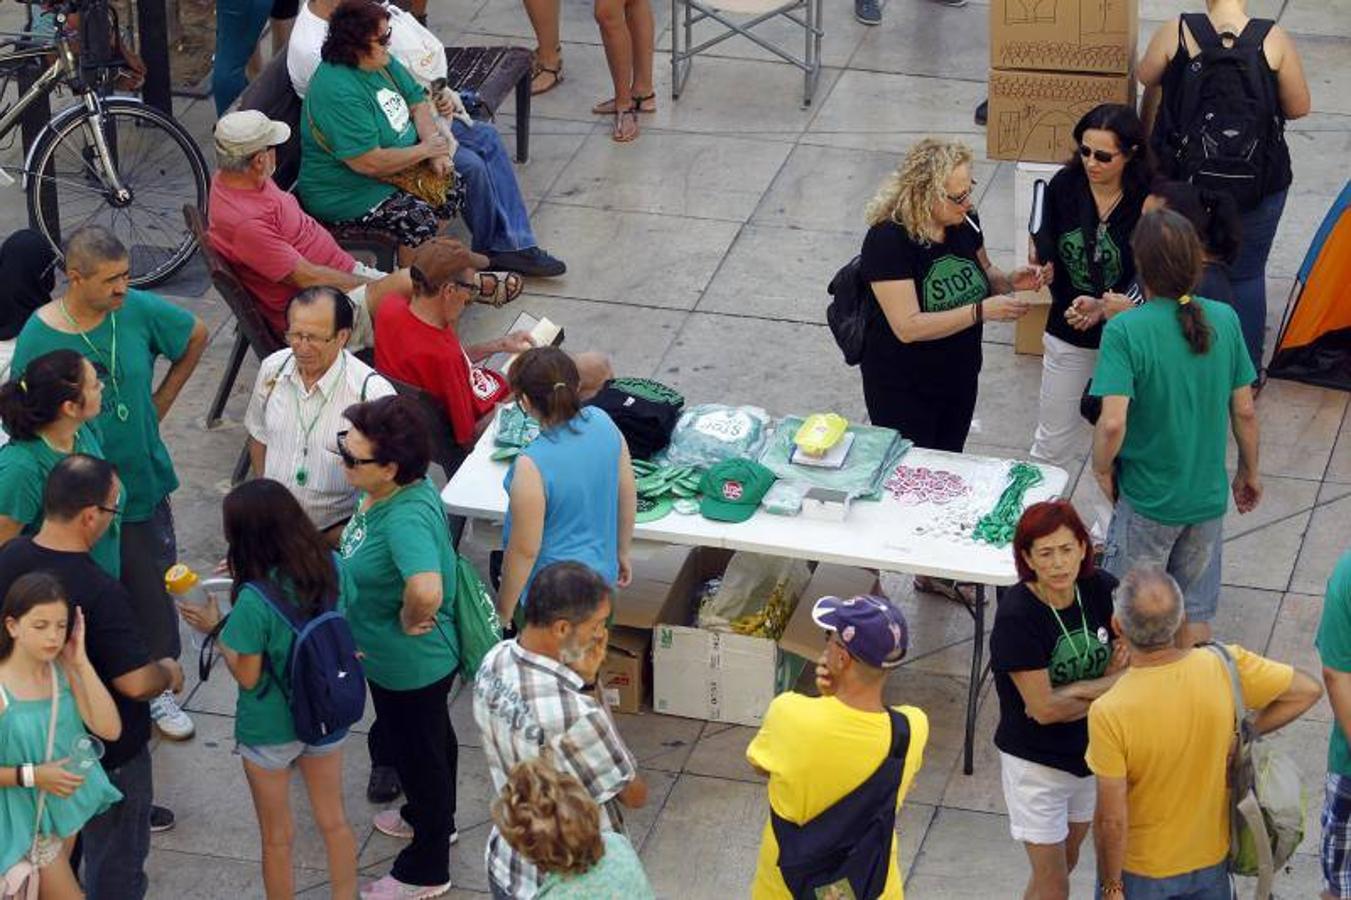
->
<box><xmin>443</xmin><ymin>45</ymin><xmax>533</xmax><ymax>164</ymax></box>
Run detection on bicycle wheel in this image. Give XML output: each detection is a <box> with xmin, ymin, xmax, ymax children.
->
<box><xmin>26</xmin><ymin>97</ymin><xmax>210</xmax><ymax>288</ymax></box>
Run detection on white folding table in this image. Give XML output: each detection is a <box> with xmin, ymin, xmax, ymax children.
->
<box><xmin>441</xmin><ymin>420</ymin><xmax>1068</xmax><ymax>773</ymax></box>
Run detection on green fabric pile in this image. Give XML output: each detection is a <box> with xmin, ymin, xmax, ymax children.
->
<box><xmin>632</xmin><ymin>458</ymin><xmax>704</xmax><ymax>522</ymax></box>
<box><xmin>757</xmin><ymin>418</ymin><xmax>911</xmax><ymax>501</ymax></box>
<box><xmin>490</xmin><ymin>405</ymin><xmax>541</xmax><ymax>461</ymax></box>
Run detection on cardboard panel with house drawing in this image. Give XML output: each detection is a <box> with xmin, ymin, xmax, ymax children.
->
<box><xmin>986</xmin><ymin>69</ymin><xmax>1136</xmax><ymax>163</ymax></box>
<box><xmin>989</xmin><ymin>0</ymin><xmax>1138</xmax><ymax>75</ymax></box>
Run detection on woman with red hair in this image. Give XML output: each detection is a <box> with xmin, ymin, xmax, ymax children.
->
<box><xmin>989</xmin><ymin>500</ymin><xmax>1129</xmax><ymax>900</ymax></box>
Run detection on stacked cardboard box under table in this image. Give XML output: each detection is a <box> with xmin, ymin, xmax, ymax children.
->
<box><xmin>986</xmin><ymin>0</ymin><xmax>1139</xmax><ymax>164</ymax></box>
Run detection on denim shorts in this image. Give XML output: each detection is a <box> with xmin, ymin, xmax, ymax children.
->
<box><xmin>1096</xmin><ymin>861</ymin><xmax>1233</xmax><ymax>899</ymax></box>
<box><xmin>1324</xmin><ymin>774</ymin><xmax>1351</xmax><ymax>898</ymax></box>
<box><xmin>1102</xmin><ymin>496</ymin><xmax>1223</xmax><ymax>623</ymax></box>
<box><xmin>235</xmin><ymin>731</ymin><xmax>347</xmax><ymax>771</ymax></box>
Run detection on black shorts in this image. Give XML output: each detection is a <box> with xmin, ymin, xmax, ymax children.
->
<box><xmin>270</xmin><ymin>0</ymin><xmax>299</xmax><ymax>19</ymax></box>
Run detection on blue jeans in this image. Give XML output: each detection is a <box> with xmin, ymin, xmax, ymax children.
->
<box><xmin>1097</xmin><ymin>862</ymin><xmax>1233</xmax><ymax>899</ymax></box>
<box><xmin>1230</xmin><ymin>189</ymin><xmax>1287</xmax><ymax>375</ymax></box>
<box><xmin>80</xmin><ymin>745</ymin><xmax>153</xmax><ymax>900</ymax></box>
<box><xmin>1102</xmin><ymin>496</ymin><xmax>1223</xmax><ymax>623</ymax></box>
<box><xmin>451</xmin><ymin>118</ymin><xmax>536</xmax><ymax>255</ymax></box>
<box><xmin>212</xmin><ymin>0</ymin><xmax>272</xmax><ymax>114</ymax></box>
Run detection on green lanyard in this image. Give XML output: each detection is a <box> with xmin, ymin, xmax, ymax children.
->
<box><xmin>290</xmin><ymin>354</ymin><xmax>345</xmax><ymax>487</ymax></box>
<box><xmin>1046</xmin><ymin>585</ymin><xmax>1092</xmax><ymax>665</ymax></box>
<box><xmin>59</xmin><ymin>300</ymin><xmax>129</xmax><ymax>423</ymax></box>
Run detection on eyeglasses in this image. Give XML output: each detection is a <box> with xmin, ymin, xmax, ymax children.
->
<box><xmin>284</xmin><ymin>331</ymin><xmax>338</xmax><ymax>346</ymax></box>
<box><xmin>452</xmin><ymin>279</ymin><xmax>478</xmax><ymax>293</ymax></box>
<box><xmin>95</xmin><ymin>502</ymin><xmax>119</xmax><ymax>515</ymax></box>
<box><xmin>334</xmin><ymin>430</ymin><xmax>380</xmax><ymax>468</ymax></box>
<box><xmin>1079</xmin><ymin>145</ymin><xmax>1120</xmax><ymax>164</ymax></box>
<box><xmin>375</xmin><ymin>28</ymin><xmax>392</xmax><ymax>46</ymax></box>
<box><xmin>945</xmin><ymin>180</ymin><xmax>977</xmax><ymax>206</ymax></box>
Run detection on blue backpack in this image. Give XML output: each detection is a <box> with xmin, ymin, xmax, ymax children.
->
<box><xmin>250</xmin><ymin>577</ymin><xmax>366</xmax><ymax>745</ymax></box>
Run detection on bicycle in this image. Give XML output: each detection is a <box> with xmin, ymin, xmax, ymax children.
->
<box><xmin>0</xmin><ymin>0</ymin><xmax>210</xmax><ymax>287</ymax></box>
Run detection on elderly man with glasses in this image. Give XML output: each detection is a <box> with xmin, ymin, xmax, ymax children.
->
<box><xmin>244</xmin><ymin>284</ymin><xmax>398</xmax><ymax>545</ymax></box>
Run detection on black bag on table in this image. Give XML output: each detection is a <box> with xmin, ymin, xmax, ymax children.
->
<box><xmin>772</xmin><ymin>708</ymin><xmax>911</xmax><ymax>900</ymax></box>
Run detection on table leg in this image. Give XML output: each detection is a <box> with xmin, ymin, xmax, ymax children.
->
<box><xmin>963</xmin><ymin>583</ymin><xmax>986</xmax><ymax>775</ymax></box>
<box><xmin>514</xmin><ymin>72</ymin><xmax>531</xmax><ymax>164</ymax></box>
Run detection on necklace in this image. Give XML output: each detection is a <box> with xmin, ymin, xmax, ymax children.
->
<box><xmin>291</xmin><ymin>354</ymin><xmax>345</xmax><ymax>487</ymax></box>
<box><xmin>58</xmin><ymin>300</ymin><xmax>128</xmax><ymax>423</ymax></box>
<box><xmin>1043</xmin><ymin>584</ymin><xmax>1093</xmax><ymax>666</ymax></box>
<box><xmin>1092</xmin><ymin>189</ymin><xmax>1125</xmax><ymax>265</ymax></box>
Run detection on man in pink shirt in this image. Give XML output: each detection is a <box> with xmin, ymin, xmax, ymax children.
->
<box><xmin>206</xmin><ymin>110</ymin><xmax>413</xmax><ymax>347</ymax></box>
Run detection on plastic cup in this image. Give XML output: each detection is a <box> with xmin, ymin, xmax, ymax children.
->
<box><xmin>66</xmin><ymin>734</ymin><xmax>104</xmax><ymax>773</ymax></box>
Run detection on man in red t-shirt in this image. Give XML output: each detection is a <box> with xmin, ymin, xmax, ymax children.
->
<box><xmin>206</xmin><ymin>110</ymin><xmax>418</xmax><ymax>347</ymax></box>
<box><xmin>376</xmin><ymin>241</ymin><xmax>613</xmax><ymax>445</ymax></box>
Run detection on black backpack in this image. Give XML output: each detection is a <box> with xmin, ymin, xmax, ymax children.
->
<box><xmin>1152</xmin><ymin>14</ymin><xmax>1285</xmax><ymax>211</ymax></box>
<box><xmin>826</xmin><ymin>255</ymin><xmax>872</xmax><ymax>366</ymax></box>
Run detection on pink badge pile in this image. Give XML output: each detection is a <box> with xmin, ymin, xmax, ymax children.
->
<box><xmin>883</xmin><ymin>465</ymin><xmax>971</xmax><ymax>506</ymax></box>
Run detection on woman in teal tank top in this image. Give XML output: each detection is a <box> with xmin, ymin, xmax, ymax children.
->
<box><xmin>0</xmin><ymin>349</ymin><xmax>122</xmax><ymax>577</ymax></box>
<box><xmin>499</xmin><ymin>348</ymin><xmax>637</xmax><ymax>625</ymax></box>
<box><xmin>0</xmin><ymin>571</ymin><xmax>123</xmax><ymax>894</ymax></box>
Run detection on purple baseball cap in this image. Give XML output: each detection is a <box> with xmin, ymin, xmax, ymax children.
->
<box><xmin>812</xmin><ymin>595</ymin><xmax>908</xmax><ymax>669</ymax></box>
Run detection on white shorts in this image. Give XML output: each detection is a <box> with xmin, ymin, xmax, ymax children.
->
<box><xmin>999</xmin><ymin>751</ymin><xmax>1096</xmax><ymax>845</ymax></box>
<box><xmin>345</xmin><ymin>261</ymin><xmax>386</xmax><ymax>350</ymax></box>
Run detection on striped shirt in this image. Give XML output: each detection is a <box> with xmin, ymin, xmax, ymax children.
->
<box><xmin>244</xmin><ymin>347</ymin><xmax>394</xmax><ymax>530</ymax></box>
<box><xmin>473</xmin><ymin>640</ymin><xmax>638</xmax><ymax>898</ymax></box>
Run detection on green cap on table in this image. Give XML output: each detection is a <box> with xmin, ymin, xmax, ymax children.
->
<box><xmin>699</xmin><ymin>458</ymin><xmax>776</xmax><ymax>523</ymax></box>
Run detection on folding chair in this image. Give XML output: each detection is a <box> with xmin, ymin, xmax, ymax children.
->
<box><xmin>184</xmin><ymin>205</ymin><xmax>286</xmax><ymax>482</ymax></box>
<box><xmin>670</xmin><ymin>0</ymin><xmax>824</xmax><ymax>107</ymax></box>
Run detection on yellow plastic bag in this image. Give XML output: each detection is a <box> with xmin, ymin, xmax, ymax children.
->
<box><xmin>794</xmin><ymin>413</ymin><xmax>848</xmax><ymax>457</ymax></box>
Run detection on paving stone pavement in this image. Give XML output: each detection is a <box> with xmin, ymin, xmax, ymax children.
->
<box><xmin>1</xmin><ymin>0</ymin><xmax>1349</xmax><ymax>895</ymax></box>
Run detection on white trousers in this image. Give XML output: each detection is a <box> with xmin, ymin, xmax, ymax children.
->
<box><xmin>1029</xmin><ymin>332</ymin><xmax>1111</xmax><ymax>538</ymax></box>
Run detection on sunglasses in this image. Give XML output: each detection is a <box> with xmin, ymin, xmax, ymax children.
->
<box><xmin>945</xmin><ymin>179</ymin><xmax>977</xmax><ymax>206</ymax></box>
<box><xmin>334</xmin><ymin>430</ymin><xmax>380</xmax><ymax>468</ymax></box>
<box><xmin>1079</xmin><ymin>145</ymin><xmax>1120</xmax><ymax>164</ymax></box>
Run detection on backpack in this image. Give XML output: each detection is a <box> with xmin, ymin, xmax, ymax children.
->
<box><xmin>771</xmin><ymin>708</ymin><xmax>910</xmax><ymax>899</ymax></box>
<box><xmin>1152</xmin><ymin>14</ymin><xmax>1285</xmax><ymax>211</ymax></box>
<box><xmin>252</xmin><ymin>574</ymin><xmax>368</xmax><ymax>746</ymax></box>
<box><xmin>1204</xmin><ymin>643</ymin><xmax>1306</xmax><ymax>899</ymax></box>
<box><xmin>826</xmin><ymin>255</ymin><xmax>871</xmax><ymax>367</ymax></box>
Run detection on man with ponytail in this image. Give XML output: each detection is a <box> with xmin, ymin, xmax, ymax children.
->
<box><xmin>1088</xmin><ymin>209</ymin><xmax>1261</xmax><ymax>648</ymax></box>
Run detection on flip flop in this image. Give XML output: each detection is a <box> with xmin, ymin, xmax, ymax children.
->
<box><xmin>591</xmin><ymin>92</ymin><xmax>657</xmax><ymax>115</ymax></box>
<box><xmin>612</xmin><ymin>108</ymin><xmax>639</xmax><ymax>143</ymax></box>
<box><xmin>477</xmin><ymin>271</ymin><xmax>524</xmax><ymax>307</ymax></box>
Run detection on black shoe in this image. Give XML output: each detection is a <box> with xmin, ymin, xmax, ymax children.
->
<box><xmin>367</xmin><ymin>765</ymin><xmax>402</xmax><ymax>804</ymax></box>
<box><xmin>974</xmin><ymin>100</ymin><xmax>988</xmax><ymax>127</ymax></box>
<box><xmin>487</xmin><ymin>247</ymin><xmax>566</xmax><ymax>278</ymax></box>
<box><xmin>149</xmin><ymin>805</ymin><xmax>175</xmax><ymax>833</ymax></box>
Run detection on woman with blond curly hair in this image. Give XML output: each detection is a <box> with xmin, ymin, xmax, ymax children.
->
<box><xmin>491</xmin><ymin>755</ymin><xmax>653</xmax><ymax>899</ymax></box>
<box><xmin>860</xmin><ymin>138</ymin><xmax>1042</xmax><ymax>453</ymax></box>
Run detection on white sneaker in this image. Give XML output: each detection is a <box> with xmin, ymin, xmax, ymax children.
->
<box><xmin>150</xmin><ymin>691</ymin><xmax>195</xmax><ymax>740</ymax></box>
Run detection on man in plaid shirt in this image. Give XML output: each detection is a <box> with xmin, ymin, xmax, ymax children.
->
<box><xmin>473</xmin><ymin>561</ymin><xmax>648</xmax><ymax>898</ymax></box>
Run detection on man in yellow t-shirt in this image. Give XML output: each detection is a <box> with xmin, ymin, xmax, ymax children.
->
<box><xmin>1087</xmin><ymin>567</ymin><xmax>1321</xmax><ymax>899</ymax></box>
<box><xmin>747</xmin><ymin>594</ymin><xmax>928</xmax><ymax>900</ymax></box>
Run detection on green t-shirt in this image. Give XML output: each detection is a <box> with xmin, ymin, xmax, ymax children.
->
<box><xmin>1090</xmin><ymin>298</ymin><xmax>1256</xmax><ymax>525</ymax></box>
<box><xmin>298</xmin><ymin>58</ymin><xmax>427</xmax><ymax>223</ymax></box>
<box><xmin>220</xmin><ymin>566</ymin><xmax>357</xmax><ymax>746</ymax></box>
<box><xmin>537</xmin><ymin>832</ymin><xmax>655</xmax><ymax>899</ymax></box>
<box><xmin>1317</xmin><ymin>550</ymin><xmax>1351</xmax><ymax>775</ymax></box>
<box><xmin>10</xmin><ymin>291</ymin><xmax>196</xmax><ymax>523</ymax></box>
<box><xmin>0</xmin><ymin>426</ymin><xmax>121</xmax><ymax>577</ymax></box>
<box><xmin>338</xmin><ymin>478</ymin><xmax>457</xmax><ymax>690</ymax></box>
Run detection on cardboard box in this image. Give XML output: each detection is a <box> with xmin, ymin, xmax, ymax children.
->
<box><xmin>778</xmin><ymin>563</ymin><xmax>882</xmax><ymax>665</ymax></box>
<box><xmin>600</xmin><ymin>627</ymin><xmax>650</xmax><ymax>714</ymax></box>
<box><xmin>613</xmin><ymin>542</ymin><xmax>695</xmax><ymax>630</ymax></box>
<box><xmin>989</xmin><ymin>0</ymin><xmax>1137</xmax><ymax>76</ymax></box>
<box><xmin>651</xmin><ymin>547</ymin><xmax>807</xmax><ymax>727</ymax></box>
<box><xmin>987</xmin><ymin>70</ymin><xmax>1135</xmax><ymax>163</ymax></box>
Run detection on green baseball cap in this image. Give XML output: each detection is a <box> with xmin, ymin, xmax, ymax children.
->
<box><xmin>699</xmin><ymin>458</ymin><xmax>776</xmax><ymax>523</ymax></box>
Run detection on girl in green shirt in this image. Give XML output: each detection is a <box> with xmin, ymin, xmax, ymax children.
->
<box><xmin>492</xmin><ymin>756</ymin><xmax>654</xmax><ymax>899</ymax></box>
<box><xmin>0</xmin><ymin>350</ymin><xmax>121</xmax><ymax>576</ymax></box>
<box><xmin>177</xmin><ymin>479</ymin><xmax>358</xmax><ymax>900</ymax></box>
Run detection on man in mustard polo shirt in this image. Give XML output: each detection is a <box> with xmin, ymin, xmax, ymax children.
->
<box><xmin>747</xmin><ymin>594</ymin><xmax>928</xmax><ymax>899</ymax></box>
<box><xmin>1088</xmin><ymin>567</ymin><xmax>1321</xmax><ymax>899</ymax></box>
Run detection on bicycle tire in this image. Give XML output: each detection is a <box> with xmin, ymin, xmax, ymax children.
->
<box><xmin>26</xmin><ymin>97</ymin><xmax>210</xmax><ymax>288</ymax></box>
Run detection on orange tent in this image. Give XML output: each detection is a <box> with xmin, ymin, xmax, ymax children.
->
<box><xmin>1268</xmin><ymin>181</ymin><xmax>1351</xmax><ymax>390</ymax></box>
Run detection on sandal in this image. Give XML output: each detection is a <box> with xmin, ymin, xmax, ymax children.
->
<box><xmin>477</xmin><ymin>270</ymin><xmax>524</xmax><ymax>307</ymax></box>
<box><xmin>591</xmin><ymin>92</ymin><xmax>657</xmax><ymax>115</ymax></box>
<box><xmin>612</xmin><ymin>107</ymin><xmax>639</xmax><ymax>143</ymax></box>
<box><xmin>531</xmin><ymin>51</ymin><xmax>564</xmax><ymax>95</ymax></box>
